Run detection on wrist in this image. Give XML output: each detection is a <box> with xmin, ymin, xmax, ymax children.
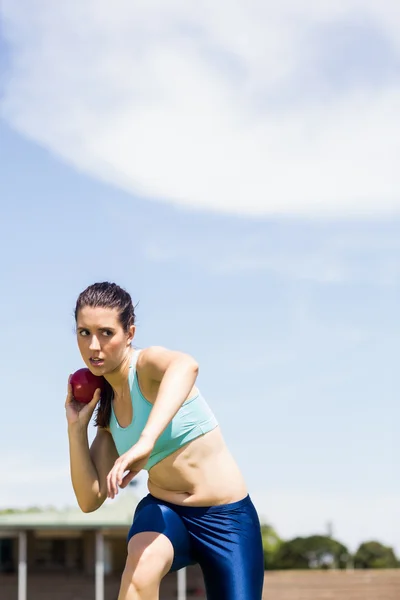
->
<box><xmin>139</xmin><ymin>430</ymin><xmax>157</xmax><ymax>446</ymax></box>
<box><xmin>68</xmin><ymin>422</ymin><xmax>88</xmax><ymax>437</ymax></box>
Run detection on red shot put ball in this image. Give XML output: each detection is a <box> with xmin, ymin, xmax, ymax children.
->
<box><xmin>70</xmin><ymin>368</ymin><xmax>106</xmax><ymax>404</ymax></box>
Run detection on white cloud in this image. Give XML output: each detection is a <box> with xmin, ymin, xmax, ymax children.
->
<box><xmin>1</xmin><ymin>0</ymin><xmax>400</xmax><ymax>216</ymax></box>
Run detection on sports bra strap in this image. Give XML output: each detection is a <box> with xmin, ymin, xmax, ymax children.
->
<box><xmin>129</xmin><ymin>348</ymin><xmax>141</xmax><ymax>387</ymax></box>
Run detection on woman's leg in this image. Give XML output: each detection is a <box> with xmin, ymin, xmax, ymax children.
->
<box><xmin>183</xmin><ymin>496</ymin><xmax>265</xmax><ymax>600</ymax></box>
<box><xmin>117</xmin><ymin>532</ymin><xmax>174</xmax><ymax>600</ymax></box>
<box><xmin>118</xmin><ymin>494</ymin><xmax>195</xmax><ymax>599</ymax></box>
<box><xmin>200</xmin><ymin>527</ymin><xmax>265</xmax><ymax>600</ymax></box>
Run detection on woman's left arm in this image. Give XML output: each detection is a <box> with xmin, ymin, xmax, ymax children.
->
<box><xmin>139</xmin><ymin>345</ymin><xmax>199</xmax><ymax>444</ymax></box>
<box><xmin>106</xmin><ymin>346</ymin><xmax>199</xmax><ymax>498</ymax></box>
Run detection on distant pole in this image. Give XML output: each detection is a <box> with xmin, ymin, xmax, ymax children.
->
<box><xmin>18</xmin><ymin>531</ymin><xmax>27</xmax><ymax>600</ymax></box>
<box><xmin>95</xmin><ymin>531</ymin><xmax>105</xmax><ymax>600</ymax></box>
<box><xmin>177</xmin><ymin>567</ymin><xmax>187</xmax><ymax>600</ymax></box>
<box><xmin>326</xmin><ymin>521</ymin><xmax>333</xmax><ymax>538</ymax></box>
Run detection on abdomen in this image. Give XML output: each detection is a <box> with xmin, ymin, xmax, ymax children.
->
<box><xmin>147</xmin><ymin>427</ymin><xmax>248</xmax><ymax>506</ymax></box>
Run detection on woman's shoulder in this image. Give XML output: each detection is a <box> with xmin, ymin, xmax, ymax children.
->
<box><xmin>136</xmin><ymin>345</ymin><xmax>199</xmax><ymax>380</ymax></box>
<box><xmin>136</xmin><ymin>345</ymin><xmax>194</xmax><ymax>365</ymax></box>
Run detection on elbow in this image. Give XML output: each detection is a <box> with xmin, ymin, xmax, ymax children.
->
<box><xmin>186</xmin><ymin>357</ymin><xmax>199</xmax><ymax>376</ymax></box>
<box><xmin>192</xmin><ymin>359</ymin><xmax>199</xmax><ymax>374</ymax></box>
<box><xmin>78</xmin><ymin>496</ymin><xmax>103</xmax><ymax>514</ymax></box>
<box><xmin>79</xmin><ymin>502</ymin><xmax>97</xmax><ymax>514</ymax></box>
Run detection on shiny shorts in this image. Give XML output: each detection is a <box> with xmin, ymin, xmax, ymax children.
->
<box><xmin>128</xmin><ymin>493</ymin><xmax>264</xmax><ymax>600</ymax></box>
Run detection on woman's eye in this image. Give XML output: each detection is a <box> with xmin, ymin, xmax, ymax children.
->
<box><xmin>103</xmin><ymin>330</ymin><xmax>113</xmax><ymax>336</ymax></box>
<box><xmin>79</xmin><ymin>330</ymin><xmax>89</xmax><ymax>336</ymax></box>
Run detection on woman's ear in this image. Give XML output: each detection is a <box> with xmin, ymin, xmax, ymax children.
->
<box><xmin>128</xmin><ymin>325</ymin><xmax>136</xmax><ymax>345</ymax></box>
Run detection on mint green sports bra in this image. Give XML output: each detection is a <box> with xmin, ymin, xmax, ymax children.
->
<box><xmin>109</xmin><ymin>350</ymin><xmax>219</xmax><ymax>470</ymax></box>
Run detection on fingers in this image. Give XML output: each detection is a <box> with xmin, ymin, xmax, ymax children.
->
<box><xmin>107</xmin><ymin>465</ymin><xmax>117</xmax><ymax>499</ymax></box>
<box><xmin>107</xmin><ymin>458</ymin><xmax>129</xmax><ymax>499</ymax></box>
<box><xmin>65</xmin><ymin>374</ymin><xmax>74</xmax><ymax>408</ymax></box>
<box><xmin>75</xmin><ymin>388</ymin><xmax>102</xmax><ymax>422</ymax></box>
<box><xmin>106</xmin><ymin>443</ymin><xmax>151</xmax><ymax>499</ymax></box>
<box><xmin>108</xmin><ymin>463</ymin><xmax>122</xmax><ymax>499</ymax></box>
<box><xmin>88</xmin><ymin>387</ymin><xmax>102</xmax><ymax>408</ymax></box>
<box><xmin>120</xmin><ymin>471</ymin><xmax>136</xmax><ymax>489</ymax></box>
<box><xmin>81</xmin><ymin>388</ymin><xmax>102</xmax><ymax>417</ymax></box>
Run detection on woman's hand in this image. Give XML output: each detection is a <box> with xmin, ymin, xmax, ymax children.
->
<box><xmin>65</xmin><ymin>375</ymin><xmax>101</xmax><ymax>429</ymax></box>
<box><xmin>107</xmin><ymin>436</ymin><xmax>155</xmax><ymax>498</ymax></box>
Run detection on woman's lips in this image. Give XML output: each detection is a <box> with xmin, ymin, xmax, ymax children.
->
<box><xmin>89</xmin><ymin>358</ymin><xmax>104</xmax><ymax>367</ymax></box>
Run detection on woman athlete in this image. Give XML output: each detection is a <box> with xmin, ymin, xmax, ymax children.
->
<box><xmin>65</xmin><ymin>282</ymin><xmax>264</xmax><ymax>600</ymax></box>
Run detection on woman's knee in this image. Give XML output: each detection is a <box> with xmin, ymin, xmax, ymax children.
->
<box><xmin>124</xmin><ymin>532</ymin><xmax>174</xmax><ymax>590</ymax></box>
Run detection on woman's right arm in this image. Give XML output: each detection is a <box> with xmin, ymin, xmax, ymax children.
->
<box><xmin>66</xmin><ymin>378</ymin><xmax>118</xmax><ymax>513</ymax></box>
<box><xmin>68</xmin><ymin>425</ymin><xmax>118</xmax><ymax>512</ymax></box>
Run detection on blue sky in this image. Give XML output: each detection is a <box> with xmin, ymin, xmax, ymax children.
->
<box><xmin>1</xmin><ymin>1</ymin><xmax>399</xmax><ymax>555</ymax></box>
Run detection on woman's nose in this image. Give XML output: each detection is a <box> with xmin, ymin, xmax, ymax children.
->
<box><xmin>89</xmin><ymin>336</ymin><xmax>101</xmax><ymax>351</ymax></box>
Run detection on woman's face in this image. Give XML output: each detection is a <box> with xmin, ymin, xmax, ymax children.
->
<box><xmin>76</xmin><ymin>306</ymin><xmax>135</xmax><ymax>375</ymax></box>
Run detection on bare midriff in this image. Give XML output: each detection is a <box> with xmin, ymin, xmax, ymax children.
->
<box><xmin>146</xmin><ymin>426</ymin><xmax>248</xmax><ymax>506</ymax></box>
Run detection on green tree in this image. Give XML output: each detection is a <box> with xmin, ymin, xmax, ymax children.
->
<box><xmin>273</xmin><ymin>535</ymin><xmax>350</xmax><ymax>570</ymax></box>
<box><xmin>260</xmin><ymin>523</ymin><xmax>282</xmax><ymax>569</ymax></box>
<box><xmin>354</xmin><ymin>541</ymin><xmax>399</xmax><ymax>569</ymax></box>
<box><xmin>0</xmin><ymin>507</ymin><xmax>45</xmax><ymax>514</ymax></box>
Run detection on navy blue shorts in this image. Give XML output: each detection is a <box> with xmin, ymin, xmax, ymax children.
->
<box><xmin>127</xmin><ymin>493</ymin><xmax>264</xmax><ymax>600</ymax></box>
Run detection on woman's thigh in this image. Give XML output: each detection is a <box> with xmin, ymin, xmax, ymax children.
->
<box><xmin>187</xmin><ymin>496</ymin><xmax>265</xmax><ymax>600</ymax></box>
<box><xmin>128</xmin><ymin>494</ymin><xmax>195</xmax><ymax>572</ymax></box>
<box><xmin>118</xmin><ymin>532</ymin><xmax>174</xmax><ymax>599</ymax></box>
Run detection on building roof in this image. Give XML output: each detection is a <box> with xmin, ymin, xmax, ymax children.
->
<box><xmin>0</xmin><ymin>490</ymin><xmax>138</xmax><ymax>531</ymax></box>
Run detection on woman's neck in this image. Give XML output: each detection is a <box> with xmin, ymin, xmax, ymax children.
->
<box><xmin>105</xmin><ymin>347</ymin><xmax>133</xmax><ymax>399</ymax></box>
